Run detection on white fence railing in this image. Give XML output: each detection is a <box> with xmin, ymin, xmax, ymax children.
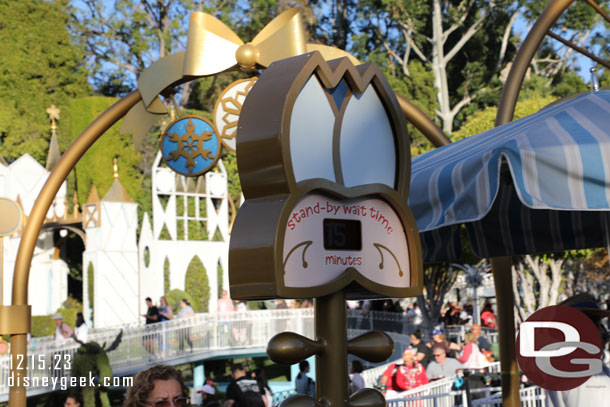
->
<box><xmin>347</xmin><ymin>310</ymin><xmax>498</xmax><ymax>344</ymax></box>
<box><xmin>1</xmin><ymin>308</ymin><xmax>500</xmax><ymax>401</ymax></box>
<box><xmin>471</xmin><ymin>385</ymin><xmax>549</xmax><ymax>407</ymax></box>
<box><xmin>0</xmin><ymin>309</ymin><xmax>315</xmax><ymax>399</ymax></box>
<box><xmin>387</xmin><ymin>384</ymin><xmax>548</xmax><ymax>407</ymax></box>
<box><xmin>386</xmin><ymin>377</ymin><xmax>455</xmax><ymax>407</ymax></box>
<box><xmin>362</xmin><ymin>359</ymin><xmax>501</xmax><ymax>389</ymax></box>
<box><xmin>444</xmin><ymin>325</ymin><xmax>498</xmax><ymax>345</ymax></box>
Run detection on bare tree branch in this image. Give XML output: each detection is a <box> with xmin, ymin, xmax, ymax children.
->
<box><xmin>498</xmin><ymin>9</ymin><xmax>519</xmax><ymax>69</ymax></box>
<box><xmin>397</xmin><ymin>23</ymin><xmax>428</xmax><ymax>63</ymax></box>
<box><xmin>444</xmin><ymin>3</ymin><xmax>493</xmax><ymax>64</ymax></box>
<box><xmin>442</xmin><ymin>0</ymin><xmax>471</xmax><ymax>44</ymax></box>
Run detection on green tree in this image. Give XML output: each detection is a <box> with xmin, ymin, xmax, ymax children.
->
<box><xmin>166</xmin><ymin>288</ymin><xmax>194</xmax><ymax>312</ymax></box>
<box><xmin>164</xmin><ymin>257</ymin><xmax>171</xmax><ymax>293</ymax></box>
<box><xmin>217</xmin><ymin>262</ymin><xmax>223</xmax><ymax>297</ymax></box>
<box><xmin>69</xmin><ymin>96</ymin><xmax>143</xmax><ymax>205</ymax></box>
<box><xmin>386</xmin><ymin>61</ymin><xmax>438</xmax><ymax>155</ymax></box>
<box><xmin>88</xmin><ymin>263</ymin><xmax>95</xmax><ymax>324</ymax></box>
<box><xmin>185</xmin><ymin>256</ymin><xmax>210</xmax><ymax>312</ymax></box>
<box><xmin>0</xmin><ymin>0</ymin><xmax>90</xmax><ymax>163</ymax></box>
<box><xmin>307</xmin><ymin>0</ymin><xmax>360</xmax><ymax>51</ymax></box>
<box><xmin>452</xmin><ymin>94</ymin><xmax>558</xmax><ymax>142</ymax></box>
<box><xmin>365</xmin><ymin>0</ymin><xmax>517</xmax><ymax>133</ymax></box>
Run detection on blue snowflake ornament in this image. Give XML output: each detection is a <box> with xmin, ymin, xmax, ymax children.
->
<box><xmin>161</xmin><ymin>115</ymin><xmax>221</xmax><ymax>177</ymax></box>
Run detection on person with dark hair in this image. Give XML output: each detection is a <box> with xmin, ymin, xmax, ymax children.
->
<box><xmin>410</xmin><ymin>328</ymin><xmax>432</xmax><ymax>368</ymax></box>
<box><xmin>64</xmin><ymin>393</ymin><xmax>82</xmax><ymax>407</ymax></box>
<box><xmin>143</xmin><ymin>297</ymin><xmax>160</xmax><ymax>359</ymax></box>
<box><xmin>430</xmin><ymin>328</ymin><xmax>461</xmax><ymax>358</ymax></box>
<box><xmin>74</xmin><ymin>312</ymin><xmax>88</xmax><ymax>343</ymax></box>
<box><xmin>460</xmin><ymin>304</ymin><xmax>473</xmax><ymax>325</ymax></box>
<box><xmin>177</xmin><ymin>299</ymin><xmax>194</xmax><ymax>353</ymax></box>
<box><xmin>480</xmin><ymin>302</ymin><xmax>496</xmax><ymax>328</ymax></box>
<box><xmin>123</xmin><ymin>364</ymin><xmax>190</xmax><ymax>407</ymax></box>
<box><xmin>295</xmin><ymin>360</ymin><xmax>315</xmax><ymax>397</ymax></box>
<box><xmin>226</xmin><ymin>363</ymin><xmax>265</xmax><ymax>407</ymax></box>
<box><xmin>349</xmin><ymin>360</ymin><xmax>365</xmax><ymax>393</ymax></box>
<box><xmin>253</xmin><ymin>368</ymin><xmax>273</xmax><ymax>407</ymax></box>
<box><xmin>144</xmin><ymin>297</ymin><xmax>160</xmax><ymax>324</ymax></box>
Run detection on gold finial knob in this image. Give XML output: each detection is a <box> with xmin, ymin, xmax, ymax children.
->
<box><xmin>235</xmin><ymin>43</ymin><xmax>259</xmax><ymax>70</ymax></box>
<box><xmin>113</xmin><ymin>157</ymin><xmax>119</xmax><ymax>180</ymax></box>
<box><xmin>46</xmin><ymin>104</ymin><xmax>60</xmax><ymax>133</ymax></box>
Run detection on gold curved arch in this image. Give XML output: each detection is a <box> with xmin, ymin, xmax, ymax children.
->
<box><xmin>496</xmin><ymin>0</ymin><xmax>610</xmax><ymax>126</ymax></box>
<box><xmin>7</xmin><ymin>91</ymin><xmax>141</xmax><ymax>407</ymax></box>
<box><xmin>396</xmin><ymin>94</ymin><xmax>451</xmax><ymax>147</ymax></box>
<box><xmin>41</xmin><ymin>223</ymin><xmax>87</xmax><ymax>245</ymax></box>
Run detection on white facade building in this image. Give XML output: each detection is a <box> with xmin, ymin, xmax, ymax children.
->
<box><xmin>82</xmin><ymin>175</ymin><xmax>140</xmax><ymax>328</ymax></box>
<box><xmin>1</xmin><ymin>144</ymin><xmax>230</xmax><ymax>328</ymax></box>
<box><xmin>137</xmin><ymin>152</ymin><xmax>230</xmax><ymax>318</ymax></box>
<box><xmin>0</xmin><ymin>154</ymin><xmax>69</xmax><ymax>315</ymax></box>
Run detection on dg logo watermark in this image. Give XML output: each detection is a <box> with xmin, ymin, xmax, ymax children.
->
<box><xmin>516</xmin><ymin>305</ymin><xmax>603</xmax><ymax>391</ymax></box>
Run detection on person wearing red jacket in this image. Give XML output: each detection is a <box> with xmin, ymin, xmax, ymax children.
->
<box><xmin>480</xmin><ymin>302</ymin><xmax>497</xmax><ymax>328</ymax></box>
<box><xmin>379</xmin><ymin>347</ymin><xmax>429</xmax><ymax>399</ymax></box>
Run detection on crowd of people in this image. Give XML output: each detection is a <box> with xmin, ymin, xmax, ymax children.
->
<box><xmin>47</xmin><ymin>294</ymin><xmax>499</xmax><ymax>405</ymax></box>
<box><xmin>143</xmin><ymin>296</ymin><xmax>196</xmax><ymax>360</ymax></box>
<box><xmin>377</xmin><ymin>323</ymin><xmax>495</xmax><ymax>398</ymax></box>
<box><xmin>115</xmin><ymin>363</ymin><xmax>273</xmax><ymax>407</ymax></box>
<box><xmin>138</xmin><ymin>292</ymin><xmax>318</xmax><ymax>360</ymax></box>
<box><xmin>46</xmin><ymin>291</ymin><xmax>610</xmax><ymax>407</ymax></box>
<box><xmin>348</xmin><ymin>298</ymin><xmax>498</xmax><ymax>329</ymax></box>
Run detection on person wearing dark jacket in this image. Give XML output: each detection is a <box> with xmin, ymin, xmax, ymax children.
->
<box><xmin>226</xmin><ymin>364</ymin><xmax>265</xmax><ymax>407</ymax></box>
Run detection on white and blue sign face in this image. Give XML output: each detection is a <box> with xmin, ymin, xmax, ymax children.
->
<box><xmin>161</xmin><ymin>115</ymin><xmax>221</xmax><ymax>177</ymax></box>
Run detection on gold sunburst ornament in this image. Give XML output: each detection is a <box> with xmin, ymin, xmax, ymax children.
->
<box><xmin>120</xmin><ymin>8</ymin><xmax>359</xmax><ymax>149</ymax></box>
<box><xmin>213</xmin><ymin>78</ymin><xmax>257</xmax><ymax>152</ymax></box>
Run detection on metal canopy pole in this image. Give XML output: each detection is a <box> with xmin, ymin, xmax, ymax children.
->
<box><xmin>494</xmin><ymin>3</ymin><xmax>577</xmax><ymax>407</ymax></box>
<box><xmin>490</xmin><ymin>256</ymin><xmax>519</xmax><ymax>407</ymax></box>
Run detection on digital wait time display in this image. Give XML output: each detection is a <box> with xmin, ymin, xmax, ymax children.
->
<box><xmin>323</xmin><ymin>218</ymin><xmax>362</xmax><ymax>251</ymax></box>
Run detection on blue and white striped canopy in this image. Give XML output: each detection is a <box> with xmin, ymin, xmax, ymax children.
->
<box><xmin>408</xmin><ymin>90</ymin><xmax>610</xmax><ymax>262</ymax></box>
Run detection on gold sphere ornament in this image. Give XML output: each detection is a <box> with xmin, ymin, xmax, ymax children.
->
<box><xmin>235</xmin><ymin>43</ymin><xmax>259</xmax><ymax>70</ymax></box>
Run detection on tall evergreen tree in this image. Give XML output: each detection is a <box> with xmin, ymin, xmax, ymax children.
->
<box><xmin>0</xmin><ymin>0</ymin><xmax>90</xmax><ymax>163</ymax></box>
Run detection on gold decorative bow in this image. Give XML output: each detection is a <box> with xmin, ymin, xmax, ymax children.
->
<box><xmin>121</xmin><ymin>8</ymin><xmax>359</xmax><ymax>148</ymax></box>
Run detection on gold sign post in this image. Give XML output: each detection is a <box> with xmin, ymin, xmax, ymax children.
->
<box><xmin>0</xmin><ymin>199</ymin><xmax>24</xmax><ymax>354</ymax></box>
<box><xmin>229</xmin><ymin>52</ymin><xmax>424</xmax><ymax>407</ymax></box>
<box><xmin>0</xmin><ymin>197</ymin><xmax>24</xmax><ymax>304</ymax></box>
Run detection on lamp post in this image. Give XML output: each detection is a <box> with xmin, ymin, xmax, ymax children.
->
<box><xmin>453</xmin><ymin>262</ymin><xmax>489</xmax><ymax>326</ymax></box>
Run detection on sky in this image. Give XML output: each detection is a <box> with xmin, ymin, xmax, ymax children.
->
<box><xmin>513</xmin><ymin>13</ymin><xmax>604</xmax><ymax>83</ymax></box>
